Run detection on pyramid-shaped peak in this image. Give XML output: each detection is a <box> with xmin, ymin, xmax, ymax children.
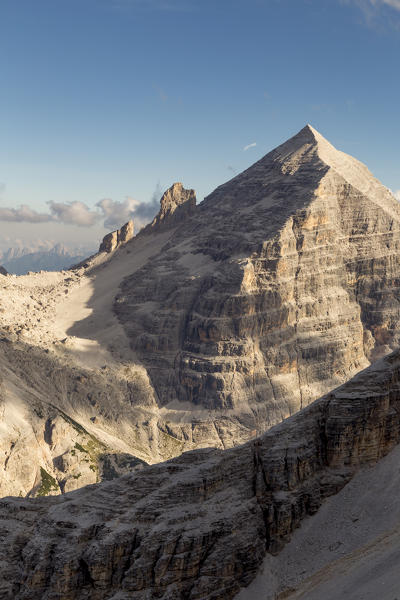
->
<box><xmin>263</xmin><ymin>124</ymin><xmax>399</xmax><ymax>219</ymax></box>
<box><xmin>273</xmin><ymin>123</ymin><xmax>335</xmax><ymax>159</ymax></box>
<box><xmin>301</xmin><ymin>123</ymin><xmax>334</xmax><ymax>146</ymax></box>
<box><xmin>295</xmin><ymin>123</ymin><xmax>323</xmax><ymax>139</ymax></box>
<box><xmin>205</xmin><ymin>123</ymin><xmax>399</xmax><ymax>224</ymax></box>
<box><xmin>302</xmin><ymin>123</ymin><xmax>325</xmax><ymax>138</ymax></box>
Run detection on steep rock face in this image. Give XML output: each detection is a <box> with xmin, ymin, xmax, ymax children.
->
<box><xmin>148</xmin><ymin>182</ymin><xmax>197</xmax><ymax>230</ymax></box>
<box><xmin>115</xmin><ymin>125</ymin><xmax>400</xmax><ymax>436</ymax></box>
<box><xmin>99</xmin><ymin>220</ymin><xmax>134</xmax><ymax>253</ymax></box>
<box><xmin>99</xmin><ymin>230</ymin><xmax>119</xmax><ymax>253</ymax></box>
<box><xmin>1</xmin><ymin>351</ymin><xmax>400</xmax><ymax>599</ymax></box>
<box><xmin>119</xmin><ymin>219</ymin><xmax>135</xmax><ymax>243</ymax></box>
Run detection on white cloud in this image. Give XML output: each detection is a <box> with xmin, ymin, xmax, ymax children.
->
<box><xmin>243</xmin><ymin>142</ymin><xmax>257</xmax><ymax>151</ymax></box>
<box><xmin>0</xmin><ymin>205</ymin><xmax>53</xmax><ymax>223</ymax></box>
<box><xmin>394</xmin><ymin>190</ymin><xmax>400</xmax><ymax>201</ymax></box>
<box><xmin>0</xmin><ymin>185</ymin><xmax>162</xmax><ymax>230</ymax></box>
<box><xmin>96</xmin><ymin>196</ymin><xmax>158</xmax><ymax>230</ymax></box>
<box><xmin>0</xmin><ymin>201</ymin><xmax>100</xmax><ymax>226</ymax></box>
<box><xmin>48</xmin><ymin>201</ymin><xmax>100</xmax><ymax>227</ymax></box>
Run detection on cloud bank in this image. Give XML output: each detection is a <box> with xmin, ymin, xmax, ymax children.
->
<box><xmin>0</xmin><ymin>191</ymin><xmax>161</xmax><ymax>231</ymax></box>
<box><xmin>0</xmin><ymin>205</ymin><xmax>54</xmax><ymax>224</ymax></box>
<box><xmin>96</xmin><ymin>196</ymin><xmax>159</xmax><ymax>230</ymax></box>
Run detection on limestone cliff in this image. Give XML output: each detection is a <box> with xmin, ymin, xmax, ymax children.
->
<box><xmin>116</xmin><ymin>125</ymin><xmax>400</xmax><ymax>435</ymax></box>
<box><xmin>1</xmin><ymin>350</ymin><xmax>400</xmax><ymax>599</ymax></box>
<box><xmin>147</xmin><ymin>182</ymin><xmax>197</xmax><ymax>230</ymax></box>
<box><xmin>99</xmin><ymin>219</ymin><xmax>134</xmax><ymax>253</ymax></box>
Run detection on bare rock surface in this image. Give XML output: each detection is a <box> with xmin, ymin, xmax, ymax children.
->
<box><xmin>1</xmin><ymin>350</ymin><xmax>400</xmax><ymax>599</ymax></box>
<box><xmin>0</xmin><ymin>232</ymin><xmax>185</xmax><ymax>496</ymax></box>
<box><xmin>99</xmin><ymin>220</ymin><xmax>134</xmax><ymax>253</ymax></box>
<box><xmin>1</xmin><ymin>125</ymin><xmax>400</xmax><ymax>497</ymax></box>
<box><xmin>147</xmin><ymin>182</ymin><xmax>197</xmax><ymax>230</ymax></box>
<box><xmin>115</xmin><ymin>125</ymin><xmax>400</xmax><ymax>437</ymax></box>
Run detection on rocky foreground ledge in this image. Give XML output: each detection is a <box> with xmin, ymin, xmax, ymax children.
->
<box><xmin>1</xmin><ymin>350</ymin><xmax>400</xmax><ymax>599</ymax></box>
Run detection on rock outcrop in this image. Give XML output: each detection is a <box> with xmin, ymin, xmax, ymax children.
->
<box><xmin>148</xmin><ymin>182</ymin><xmax>197</xmax><ymax>230</ymax></box>
<box><xmin>99</xmin><ymin>219</ymin><xmax>134</xmax><ymax>253</ymax></box>
<box><xmin>0</xmin><ymin>265</ymin><xmax>8</xmax><ymax>276</ymax></box>
<box><xmin>1</xmin><ymin>350</ymin><xmax>400</xmax><ymax>599</ymax></box>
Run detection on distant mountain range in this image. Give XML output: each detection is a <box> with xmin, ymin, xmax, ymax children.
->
<box><xmin>0</xmin><ymin>242</ymin><xmax>95</xmax><ymax>275</ymax></box>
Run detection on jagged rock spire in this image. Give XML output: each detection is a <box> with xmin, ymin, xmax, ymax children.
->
<box><xmin>150</xmin><ymin>182</ymin><xmax>196</xmax><ymax>230</ymax></box>
<box><xmin>99</xmin><ymin>219</ymin><xmax>134</xmax><ymax>253</ymax></box>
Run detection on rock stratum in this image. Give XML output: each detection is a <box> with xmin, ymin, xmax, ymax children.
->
<box><xmin>1</xmin><ymin>124</ymin><xmax>400</xmax><ymax>498</ymax></box>
<box><xmin>1</xmin><ymin>349</ymin><xmax>400</xmax><ymax>599</ymax></box>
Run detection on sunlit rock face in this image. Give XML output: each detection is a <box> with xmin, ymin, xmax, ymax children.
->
<box><xmin>115</xmin><ymin>125</ymin><xmax>400</xmax><ymax>437</ymax></box>
<box><xmin>99</xmin><ymin>219</ymin><xmax>134</xmax><ymax>253</ymax></box>
<box><xmin>148</xmin><ymin>182</ymin><xmax>197</xmax><ymax>230</ymax></box>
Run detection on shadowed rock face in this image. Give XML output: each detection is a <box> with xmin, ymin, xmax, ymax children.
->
<box><xmin>1</xmin><ymin>350</ymin><xmax>400</xmax><ymax>599</ymax></box>
<box><xmin>115</xmin><ymin>125</ymin><xmax>400</xmax><ymax>438</ymax></box>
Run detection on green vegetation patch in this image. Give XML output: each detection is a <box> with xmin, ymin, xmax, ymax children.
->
<box><xmin>161</xmin><ymin>431</ymin><xmax>185</xmax><ymax>455</ymax></box>
<box><xmin>37</xmin><ymin>467</ymin><xmax>59</xmax><ymax>497</ymax></box>
<box><xmin>74</xmin><ymin>442</ymin><xmax>88</xmax><ymax>453</ymax></box>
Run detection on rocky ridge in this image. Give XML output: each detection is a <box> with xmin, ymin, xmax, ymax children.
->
<box><xmin>1</xmin><ymin>349</ymin><xmax>400</xmax><ymax>599</ymax></box>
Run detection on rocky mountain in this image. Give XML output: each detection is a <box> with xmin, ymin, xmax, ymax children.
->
<box><xmin>115</xmin><ymin>124</ymin><xmax>400</xmax><ymax>434</ymax></box>
<box><xmin>0</xmin><ymin>348</ymin><xmax>400</xmax><ymax>599</ymax></box>
<box><xmin>0</xmin><ymin>243</ymin><xmax>93</xmax><ymax>275</ymax></box>
<box><xmin>1</xmin><ymin>125</ymin><xmax>400</xmax><ymax>499</ymax></box>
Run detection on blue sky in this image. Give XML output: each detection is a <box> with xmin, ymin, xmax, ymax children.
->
<box><xmin>1</xmin><ymin>0</ymin><xmax>400</xmax><ymax>248</ymax></box>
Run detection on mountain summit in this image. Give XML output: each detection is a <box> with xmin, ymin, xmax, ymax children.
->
<box><xmin>271</xmin><ymin>124</ymin><xmax>397</xmax><ymax>214</ymax></box>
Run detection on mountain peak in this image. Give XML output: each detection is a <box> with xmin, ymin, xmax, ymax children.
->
<box><xmin>265</xmin><ymin>125</ymin><xmax>398</xmax><ymax>214</ymax></box>
<box><xmin>272</xmin><ymin>123</ymin><xmax>335</xmax><ymax>168</ymax></box>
